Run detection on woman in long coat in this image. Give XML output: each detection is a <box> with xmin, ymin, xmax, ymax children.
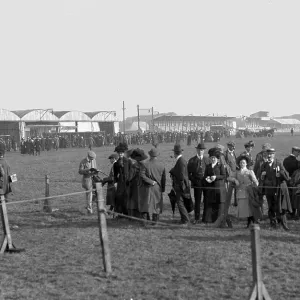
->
<box><xmin>113</xmin><ymin>143</ymin><xmax>131</xmax><ymax>216</ymax></box>
<box><xmin>228</xmin><ymin>155</ymin><xmax>260</xmax><ymax>227</ymax></box>
<box><xmin>127</xmin><ymin>149</ymin><xmax>148</xmax><ymax>218</ymax></box>
<box><xmin>102</xmin><ymin>153</ymin><xmax>118</xmax><ymax>211</ymax></box>
<box><xmin>203</xmin><ymin>148</ymin><xmax>226</xmax><ymax>223</ymax></box>
<box><xmin>139</xmin><ymin>148</ymin><xmax>166</xmax><ymax>223</ymax></box>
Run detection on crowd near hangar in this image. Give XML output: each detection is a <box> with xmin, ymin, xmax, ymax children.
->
<box><xmin>0</xmin><ymin>109</ymin><xmax>118</xmax><ymax>141</ymax></box>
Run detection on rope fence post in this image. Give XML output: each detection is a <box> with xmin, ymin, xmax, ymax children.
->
<box><xmin>95</xmin><ymin>182</ymin><xmax>112</xmax><ymax>274</ymax></box>
<box><xmin>43</xmin><ymin>175</ymin><xmax>52</xmax><ymax>212</ymax></box>
<box><xmin>248</xmin><ymin>224</ymin><xmax>271</xmax><ymax>300</ymax></box>
<box><xmin>0</xmin><ymin>195</ymin><xmax>24</xmax><ymax>254</ymax></box>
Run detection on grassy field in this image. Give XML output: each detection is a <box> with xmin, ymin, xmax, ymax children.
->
<box><xmin>0</xmin><ymin>134</ymin><xmax>300</xmax><ymax>300</ymax></box>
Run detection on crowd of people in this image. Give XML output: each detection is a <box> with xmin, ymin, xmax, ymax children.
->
<box><xmin>1</xmin><ymin>129</ymin><xmax>231</xmax><ymax>155</ymax></box>
<box><xmin>78</xmin><ymin>139</ymin><xmax>300</xmax><ymax>229</ymax></box>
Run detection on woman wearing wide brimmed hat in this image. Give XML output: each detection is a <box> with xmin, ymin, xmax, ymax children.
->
<box><xmin>203</xmin><ymin>148</ymin><xmax>226</xmax><ymax>223</ymax></box>
<box><xmin>113</xmin><ymin>142</ymin><xmax>131</xmax><ymax>216</ymax></box>
<box><xmin>127</xmin><ymin>149</ymin><xmax>148</xmax><ymax>218</ymax></box>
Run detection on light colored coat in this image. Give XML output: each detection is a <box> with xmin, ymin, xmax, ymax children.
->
<box><xmin>78</xmin><ymin>157</ymin><xmax>97</xmax><ymax>190</ymax></box>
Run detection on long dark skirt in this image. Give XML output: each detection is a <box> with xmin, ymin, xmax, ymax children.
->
<box><xmin>203</xmin><ymin>193</ymin><xmax>221</xmax><ymax>223</ymax></box>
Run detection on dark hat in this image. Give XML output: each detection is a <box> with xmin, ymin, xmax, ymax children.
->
<box><xmin>148</xmin><ymin>148</ymin><xmax>160</xmax><ymax>157</ymax></box>
<box><xmin>227</xmin><ymin>141</ymin><xmax>236</xmax><ymax>147</ymax></box>
<box><xmin>108</xmin><ymin>153</ymin><xmax>119</xmax><ymax>160</ymax></box>
<box><xmin>172</xmin><ymin>144</ymin><xmax>183</xmax><ymax>154</ymax></box>
<box><xmin>292</xmin><ymin>146</ymin><xmax>300</xmax><ymax>152</ymax></box>
<box><xmin>266</xmin><ymin>148</ymin><xmax>276</xmax><ymax>153</ymax></box>
<box><xmin>0</xmin><ymin>143</ymin><xmax>5</xmax><ymax>156</ymax></box>
<box><xmin>114</xmin><ymin>142</ymin><xmax>128</xmax><ymax>153</ymax></box>
<box><xmin>130</xmin><ymin>148</ymin><xmax>148</xmax><ymax>161</ymax></box>
<box><xmin>244</xmin><ymin>140</ymin><xmax>255</xmax><ymax>148</ymax></box>
<box><xmin>87</xmin><ymin>151</ymin><xmax>96</xmax><ymax>159</ymax></box>
<box><xmin>236</xmin><ymin>154</ymin><xmax>250</xmax><ymax>166</ymax></box>
<box><xmin>208</xmin><ymin>147</ymin><xmax>220</xmax><ymax>158</ymax></box>
<box><xmin>195</xmin><ymin>143</ymin><xmax>206</xmax><ymax>150</ymax></box>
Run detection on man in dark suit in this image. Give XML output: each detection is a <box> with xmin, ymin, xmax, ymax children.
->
<box><xmin>260</xmin><ymin>148</ymin><xmax>290</xmax><ymax>229</ymax></box>
<box><xmin>169</xmin><ymin>144</ymin><xmax>191</xmax><ymax>225</ymax></box>
<box><xmin>283</xmin><ymin>146</ymin><xmax>300</xmax><ymax>218</ymax></box>
<box><xmin>187</xmin><ymin>142</ymin><xmax>210</xmax><ymax>224</ymax></box>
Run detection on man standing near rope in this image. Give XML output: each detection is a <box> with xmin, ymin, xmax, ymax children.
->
<box><xmin>79</xmin><ymin>151</ymin><xmax>97</xmax><ymax>214</ymax></box>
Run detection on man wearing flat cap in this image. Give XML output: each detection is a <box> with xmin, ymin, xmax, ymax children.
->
<box><xmin>187</xmin><ymin>142</ymin><xmax>210</xmax><ymax>224</ymax></box>
<box><xmin>169</xmin><ymin>144</ymin><xmax>191</xmax><ymax>225</ymax></box>
<box><xmin>260</xmin><ymin>148</ymin><xmax>291</xmax><ymax>230</ymax></box>
<box><xmin>239</xmin><ymin>141</ymin><xmax>255</xmax><ymax>170</ymax></box>
<box><xmin>283</xmin><ymin>146</ymin><xmax>300</xmax><ymax>218</ymax></box>
<box><xmin>140</xmin><ymin>148</ymin><xmax>166</xmax><ymax>225</ymax></box>
<box><xmin>78</xmin><ymin>151</ymin><xmax>98</xmax><ymax>214</ymax></box>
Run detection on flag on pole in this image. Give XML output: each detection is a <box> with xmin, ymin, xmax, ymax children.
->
<box><xmin>139</xmin><ymin>108</ymin><xmax>152</xmax><ymax>116</ymax></box>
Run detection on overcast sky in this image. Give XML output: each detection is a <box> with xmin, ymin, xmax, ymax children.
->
<box><xmin>1</xmin><ymin>0</ymin><xmax>299</xmax><ymax>120</ymax></box>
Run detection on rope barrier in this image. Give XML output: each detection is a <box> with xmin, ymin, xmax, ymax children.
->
<box><xmin>5</xmin><ymin>189</ymin><xmax>104</xmax><ymax>206</ymax></box>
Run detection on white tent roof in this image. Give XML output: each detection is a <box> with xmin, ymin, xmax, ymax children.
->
<box><xmin>272</xmin><ymin>119</ymin><xmax>300</xmax><ymax>125</ymax></box>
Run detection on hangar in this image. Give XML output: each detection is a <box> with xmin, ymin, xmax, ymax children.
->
<box><xmin>0</xmin><ymin>108</ymin><xmax>118</xmax><ymax>140</ymax></box>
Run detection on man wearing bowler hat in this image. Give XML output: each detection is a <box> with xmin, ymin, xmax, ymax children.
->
<box><xmin>187</xmin><ymin>142</ymin><xmax>210</xmax><ymax>224</ymax></box>
<box><xmin>169</xmin><ymin>144</ymin><xmax>191</xmax><ymax>225</ymax></box>
<box><xmin>260</xmin><ymin>148</ymin><xmax>291</xmax><ymax>230</ymax></box>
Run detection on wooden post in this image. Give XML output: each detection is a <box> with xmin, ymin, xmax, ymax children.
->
<box><xmin>0</xmin><ymin>288</ymin><xmax>4</xmax><ymax>300</ymax></box>
<box><xmin>0</xmin><ymin>195</ymin><xmax>24</xmax><ymax>253</ymax></box>
<box><xmin>95</xmin><ymin>182</ymin><xmax>112</xmax><ymax>274</ymax></box>
<box><xmin>248</xmin><ymin>224</ymin><xmax>272</xmax><ymax>300</ymax></box>
<box><xmin>43</xmin><ymin>175</ymin><xmax>52</xmax><ymax>212</ymax></box>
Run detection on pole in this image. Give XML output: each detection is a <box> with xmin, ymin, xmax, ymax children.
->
<box><xmin>248</xmin><ymin>224</ymin><xmax>272</xmax><ymax>300</ymax></box>
<box><xmin>122</xmin><ymin>101</ymin><xmax>125</xmax><ymax>134</ymax></box>
<box><xmin>95</xmin><ymin>183</ymin><xmax>112</xmax><ymax>274</ymax></box>
<box><xmin>137</xmin><ymin>105</ymin><xmax>140</xmax><ymax>131</ymax></box>
<box><xmin>151</xmin><ymin>107</ymin><xmax>154</xmax><ymax>132</ymax></box>
<box><xmin>43</xmin><ymin>175</ymin><xmax>52</xmax><ymax>212</ymax></box>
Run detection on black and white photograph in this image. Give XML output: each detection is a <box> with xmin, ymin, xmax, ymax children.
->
<box><xmin>0</xmin><ymin>1</ymin><xmax>300</xmax><ymax>299</ymax></box>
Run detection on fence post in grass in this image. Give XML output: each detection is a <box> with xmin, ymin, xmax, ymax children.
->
<box><xmin>0</xmin><ymin>287</ymin><xmax>4</xmax><ymax>300</ymax></box>
<box><xmin>95</xmin><ymin>182</ymin><xmax>112</xmax><ymax>274</ymax></box>
<box><xmin>248</xmin><ymin>224</ymin><xmax>272</xmax><ymax>300</ymax></box>
<box><xmin>0</xmin><ymin>194</ymin><xmax>24</xmax><ymax>254</ymax></box>
<box><xmin>43</xmin><ymin>175</ymin><xmax>52</xmax><ymax>213</ymax></box>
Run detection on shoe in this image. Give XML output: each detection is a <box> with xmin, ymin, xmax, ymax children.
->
<box><xmin>281</xmin><ymin>215</ymin><xmax>290</xmax><ymax>231</ymax></box>
<box><xmin>193</xmin><ymin>220</ymin><xmax>201</xmax><ymax>225</ymax></box>
<box><xmin>179</xmin><ymin>222</ymin><xmax>189</xmax><ymax>228</ymax></box>
<box><xmin>86</xmin><ymin>207</ymin><xmax>93</xmax><ymax>214</ymax></box>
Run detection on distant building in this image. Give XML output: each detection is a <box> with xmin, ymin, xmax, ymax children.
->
<box><xmin>250</xmin><ymin>111</ymin><xmax>270</xmax><ymax>119</ymax></box>
<box><xmin>152</xmin><ymin>115</ymin><xmax>235</xmax><ymax>132</ymax></box>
